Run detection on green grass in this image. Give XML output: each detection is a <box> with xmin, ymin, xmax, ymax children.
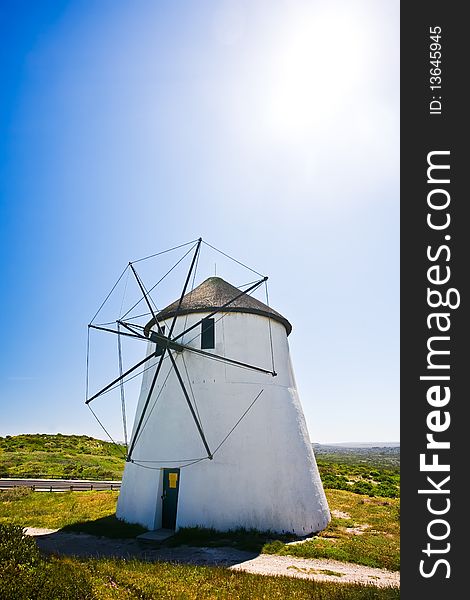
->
<box><xmin>0</xmin><ymin>434</ymin><xmax>399</xmax><ymax>583</ymax></box>
<box><xmin>62</xmin><ymin>515</ymin><xmax>147</xmax><ymax>538</ymax></box>
<box><xmin>262</xmin><ymin>490</ymin><xmax>400</xmax><ymax>571</ymax></box>
<box><xmin>0</xmin><ymin>488</ymin><xmax>145</xmax><ymax>538</ymax></box>
<box><xmin>1</xmin><ymin>524</ymin><xmax>398</xmax><ymax>599</ymax></box>
<box><xmin>1</xmin><ymin>554</ymin><xmax>399</xmax><ymax>600</ymax></box>
<box><xmin>0</xmin><ymin>487</ymin><xmax>399</xmax><ymax>571</ymax></box>
<box><xmin>0</xmin><ymin>488</ymin><xmax>119</xmax><ymax>529</ymax></box>
<box><xmin>81</xmin><ymin>556</ymin><xmax>399</xmax><ymax>599</ymax></box>
<box><xmin>166</xmin><ymin>525</ymin><xmax>297</xmax><ymax>551</ymax></box>
<box><xmin>0</xmin><ymin>434</ymin><xmax>126</xmax><ymax>480</ymax></box>
<box><xmin>165</xmin><ymin>490</ymin><xmax>399</xmax><ymax>572</ymax></box>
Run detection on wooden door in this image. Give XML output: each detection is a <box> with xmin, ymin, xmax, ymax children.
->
<box><xmin>161</xmin><ymin>468</ymin><xmax>180</xmax><ymax>529</ymax></box>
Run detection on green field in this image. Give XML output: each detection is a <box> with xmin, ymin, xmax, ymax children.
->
<box><xmin>0</xmin><ymin>492</ymin><xmax>399</xmax><ymax>599</ymax></box>
<box><xmin>0</xmin><ymin>435</ymin><xmax>399</xmax><ymax>598</ymax></box>
<box><xmin>1</xmin><ymin>526</ymin><xmax>399</xmax><ymax>600</ymax></box>
<box><xmin>0</xmin><ymin>434</ymin><xmax>400</xmax><ymax>570</ymax></box>
<box><xmin>0</xmin><ymin>434</ymin><xmax>125</xmax><ymax>480</ymax></box>
<box><xmin>0</xmin><ymin>486</ymin><xmax>399</xmax><ymax>572</ymax></box>
<box><xmin>265</xmin><ymin>490</ymin><xmax>399</xmax><ymax>571</ymax></box>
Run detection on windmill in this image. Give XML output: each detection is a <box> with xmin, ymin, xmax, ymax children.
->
<box><xmin>86</xmin><ymin>238</ymin><xmax>330</xmax><ymax>535</ymax></box>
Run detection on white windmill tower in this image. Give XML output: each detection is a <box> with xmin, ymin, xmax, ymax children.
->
<box><xmin>86</xmin><ymin>239</ymin><xmax>330</xmax><ymax>535</ymax></box>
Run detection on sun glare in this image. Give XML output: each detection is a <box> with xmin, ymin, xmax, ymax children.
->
<box><xmin>264</xmin><ymin>7</ymin><xmax>369</xmax><ymax>141</ymax></box>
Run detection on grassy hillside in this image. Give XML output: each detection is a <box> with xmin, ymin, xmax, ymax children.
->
<box><xmin>0</xmin><ymin>434</ymin><xmax>126</xmax><ymax>480</ymax></box>
<box><xmin>0</xmin><ymin>435</ymin><xmax>400</xmax><ymax>498</ymax></box>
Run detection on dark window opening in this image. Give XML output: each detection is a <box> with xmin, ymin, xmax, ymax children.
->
<box><xmin>201</xmin><ymin>318</ymin><xmax>215</xmax><ymax>349</ymax></box>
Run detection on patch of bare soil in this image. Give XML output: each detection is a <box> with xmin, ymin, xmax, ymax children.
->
<box><xmin>25</xmin><ymin>528</ymin><xmax>399</xmax><ymax>588</ymax></box>
<box><xmin>331</xmin><ymin>510</ymin><xmax>351</xmax><ymax>519</ymax></box>
<box><xmin>345</xmin><ymin>523</ymin><xmax>370</xmax><ymax>535</ymax></box>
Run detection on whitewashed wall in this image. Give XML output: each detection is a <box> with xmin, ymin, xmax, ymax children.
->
<box><xmin>117</xmin><ymin>311</ymin><xmax>330</xmax><ymax>535</ymax></box>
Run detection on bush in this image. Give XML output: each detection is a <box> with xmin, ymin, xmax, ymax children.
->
<box><xmin>351</xmin><ymin>481</ymin><xmax>375</xmax><ymax>496</ymax></box>
<box><xmin>375</xmin><ymin>483</ymin><xmax>399</xmax><ymax>498</ymax></box>
<box><xmin>0</xmin><ymin>523</ymin><xmax>40</xmax><ymax>567</ymax></box>
<box><xmin>0</xmin><ymin>524</ymin><xmax>94</xmax><ymax>599</ymax></box>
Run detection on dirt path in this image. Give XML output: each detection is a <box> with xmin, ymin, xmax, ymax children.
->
<box><xmin>25</xmin><ymin>527</ymin><xmax>399</xmax><ymax>588</ymax></box>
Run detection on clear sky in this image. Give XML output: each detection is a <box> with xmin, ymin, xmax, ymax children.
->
<box><xmin>0</xmin><ymin>0</ymin><xmax>399</xmax><ymax>444</ymax></box>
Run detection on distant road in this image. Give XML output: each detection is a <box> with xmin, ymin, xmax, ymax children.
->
<box><xmin>0</xmin><ymin>478</ymin><xmax>121</xmax><ymax>492</ymax></box>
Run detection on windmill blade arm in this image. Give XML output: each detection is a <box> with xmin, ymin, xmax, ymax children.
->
<box><xmin>129</xmin><ymin>263</ymin><xmax>162</xmax><ymax>333</ymax></box>
<box><xmin>116</xmin><ymin>320</ymin><xmax>148</xmax><ymax>340</ymax></box>
<box><xmin>138</xmin><ymin>239</ymin><xmax>202</xmax><ymax>339</ymax></box>
<box><xmin>167</xmin><ymin>351</ymin><xmax>213</xmax><ymax>459</ymax></box>
<box><xmin>146</xmin><ymin>330</ymin><xmax>274</xmax><ymax>376</ymax></box>
<box><xmin>126</xmin><ymin>347</ymin><xmax>168</xmax><ymax>460</ymax></box>
<box><xmin>86</xmin><ymin>350</ymin><xmax>158</xmax><ymax>404</ymax></box>
<box><xmin>167</xmin><ymin>238</ymin><xmax>202</xmax><ymax>339</ymax></box>
<box><xmin>88</xmin><ymin>324</ymin><xmax>143</xmax><ymax>341</ymax></box>
<box><xmin>182</xmin><ymin>345</ymin><xmax>276</xmax><ymax>376</ymax></box>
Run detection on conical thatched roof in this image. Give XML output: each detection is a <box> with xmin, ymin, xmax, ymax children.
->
<box><xmin>146</xmin><ymin>277</ymin><xmax>292</xmax><ymax>335</ymax></box>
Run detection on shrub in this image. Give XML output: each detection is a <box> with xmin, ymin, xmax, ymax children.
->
<box><xmin>0</xmin><ymin>524</ymin><xmax>94</xmax><ymax>600</ymax></box>
<box><xmin>351</xmin><ymin>481</ymin><xmax>375</xmax><ymax>496</ymax></box>
<box><xmin>0</xmin><ymin>523</ymin><xmax>40</xmax><ymax>568</ymax></box>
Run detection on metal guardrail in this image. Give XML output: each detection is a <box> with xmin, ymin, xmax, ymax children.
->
<box><xmin>0</xmin><ymin>478</ymin><xmax>121</xmax><ymax>492</ymax></box>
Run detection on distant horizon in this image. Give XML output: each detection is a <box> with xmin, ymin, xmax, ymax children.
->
<box><xmin>314</xmin><ymin>441</ymin><xmax>400</xmax><ymax>448</ymax></box>
<box><xmin>0</xmin><ymin>430</ymin><xmax>400</xmax><ymax>448</ymax></box>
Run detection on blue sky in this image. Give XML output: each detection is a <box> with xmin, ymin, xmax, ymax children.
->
<box><xmin>0</xmin><ymin>0</ymin><xmax>399</xmax><ymax>443</ymax></box>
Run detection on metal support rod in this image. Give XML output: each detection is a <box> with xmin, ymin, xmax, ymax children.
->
<box><xmin>126</xmin><ymin>239</ymin><xmax>202</xmax><ymax>461</ymax></box>
<box><xmin>88</xmin><ymin>323</ymin><xmax>143</xmax><ymax>341</ymax></box>
<box><xmin>167</xmin><ymin>238</ymin><xmax>202</xmax><ymax>340</ymax></box>
<box><xmin>167</xmin><ymin>351</ymin><xmax>213</xmax><ymax>459</ymax></box>
<box><xmin>126</xmin><ymin>349</ymin><xmax>168</xmax><ymax>460</ymax></box>
<box><xmin>149</xmin><ymin>331</ymin><xmax>275</xmax><ymax>376</ymax></box>
<box><xmin>117</xmin><ymin>323</ymin><xmax>129</xmax><ymax>450</ymax></box>
<box><xmin>117</xmin><ymin>320</ymin><xmax>148</xmax><ymax>340</ymax></box>
<box><xmin>129</xmin><ymin>263</ymin><xmax>162</xmax><ymax>334</ymax></box>
<box><xmin>86</xmin><ymin>350</ymin><xmax>158</xmax><ymax>404</ymax></box>
<box><xmin>119</xmin><ymin>322</ymin><xmax>274</xmax><ymax>376</ymax></box>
